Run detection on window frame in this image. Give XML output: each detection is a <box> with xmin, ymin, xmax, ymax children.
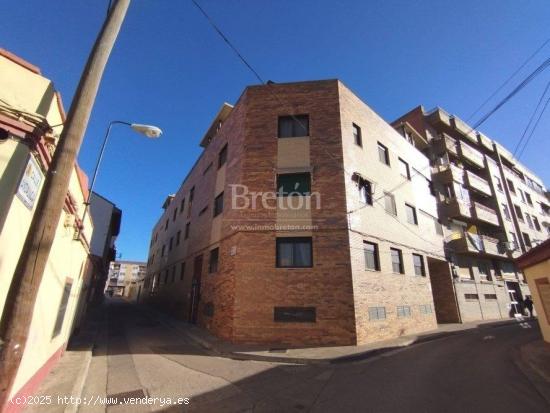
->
<box><xmin>218</xmin><ymin>143</ymin><xmax>228</xmax><ymax>169</ymax></box>
<box><xmin>384</xmin><ymin>192</ymin><xmax>397</xmax><ymax>216</ymax></box>
<box><xmin>353</xmin><ymin>123</ymin><xmax>362</xmax><ymax>147</ymax></box>
<box><xmin>363</xmin><ymin>241</ymin><xmax>380</xmax><ymax>271</ymax></box>
<box><xmin>209</xmin><ymin>247</ymin><xmax>220</xmax><ymax>273</ymax></box>
<box><xmin>377</xmin><ymin>142</ymin><xmax>390</xmax><ymax>166</ymax></box>
<box><xmin>405</xmin><ymin>203</ymin><xmax>418</xmax><ymax>225</ymax></box>
<box><xmin>412</xmin><ymin>254</ymin><xmax>426</xmax><ymax>276</ymax></box>
<box><xmin>277</xmin><ymin>173</ymin><xmax>311</xmax><ymax>196</ymax></box>
<box><xmin>276</xmin><ymin>237</ymin><xmax>313</xmax><ymax>268</ymax></box>
<box><xmin>278</xmin><ymin>114</ymin><xmax>310</xmax><ymax>138</ymax></box>
<box><xmin>214</xmin><ymin>192</ymin><xmax>224</xmax><ymax>217</ymax></box>
<box><xmin>398</xmin><ymin>158</ymin><xmax>410</xmax><ymax>180</ymax></box>
<box><xmin>390</xmin><ymin>248</ymin><xmax>404</xmax><ymax>274</ymax></box>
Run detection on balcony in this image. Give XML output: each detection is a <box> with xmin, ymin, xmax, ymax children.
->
<box><xmin>427</xmin><ymin>108</ymin><xmax>451</xmax><ymax>127</ymax></box>
<box><xmin>458</xmin><ymin>141</ymin><xmax>485</xmax><ymax>169</ymax></box>
<box><xmin>477</xmin><ymin>132</ymin><xmax>494</xmax><ymax>152</ymax></box>
<box><xmin>448</xmin><ymin>233</ymin><xmax>507</xmax><ymax>257</ymax></box>
<box><xmin>440</xmin><ymin>198</ymin><xmax>472</xmax><ymax>220</ymax></box>
<box><xmin>451</xmin><ymin>116</ymin><xmax>477</xmax><ymax>144</ymax></box>
<box><xmin>464</xmin><ymin>170</ymin><xmax>492</xmax><ymax>196</ymax></box>
<box><xmin>471</xmin><ymin>202</ymin><xmax>499</xmax><ymax>226</ymax></box>
<box><xmin>433</xmin><ymin>163</ymin><xmax>464</xmax><ymax>185</ymax></box>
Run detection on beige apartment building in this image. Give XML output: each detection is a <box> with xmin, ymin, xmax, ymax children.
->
<box><xmin>394</xmin><ymin>106</ymin><xmax>550</xmax><ymax>323</ymax></box>
<box><xmin>144</xmin><ymin>80</ymin><xmax>447</xmax><ymax>347</ymax></box>
<box><xmin>106</xmin><ymin>260</ymin><xmax>147</xmax><ymax>302</ymax></box>
<box><xmin>0</xmin><ymin>49</ymin><xmax>94</xmax><ymax>406</ymax></box>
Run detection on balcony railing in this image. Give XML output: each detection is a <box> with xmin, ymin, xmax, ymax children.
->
<box><xmin>464</xmin><ymin>170</ymin><xmax>492</xmax><ymax>196</ymax></box>
<box><xmin>448</xmin><ymin>233</ymin><xmax>507</xmax><ymax>257</ymax></box>
<box><xmin>441</xmin><ymin>198</ymin><xmax>472</xmax><ymax>220</ymax></box>
<box><xmin>458</xmin><ymin>141</ymin><xmax>485</xmax><ymax>169</ymax></box>
<box><xmin>451</xmin><ymin>116</ymin><xmax>478</xmax><ymax>143</ymax></box>
<box><xmin>471</xmin><ymin>202</ymin><xmax>499</xmax><ymax>226</ymax></box>
<box><xmin>477</xmin><ymin>132</ymin><xmax>494</xmax><ymax>152</ymax></box>
<box><xmin>427</xmin><ymin>108</ymin><xmax>451</xmax><ymax>126</ymax></box>
<box><xmin>433</xmin><ymin>163</ymin><xmax>464</xmax><ymax>185</ymax></box>
<box><xmin>479</xmin><ymin>235</ymin><xmax>506</xmax><ymax>256</ymax></box>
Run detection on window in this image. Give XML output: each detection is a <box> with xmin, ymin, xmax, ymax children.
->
<box><xmin>390</xmin><ymin>248</ymin><xmax>404</xmax><ymax>274</ymax></box>
<box><xmin>209</xmin><ymin>248</ymin><xmax>219</xmax><ymax>273</ymax></box>
<box><xmin>274</xmin><ymin>307</ymin><xmax>316</xmax><ymax>323</ymax></box>
<box><xmin>353</xmin><ymin>123</ymin><xmax>362</xmax><ymax>147</ymax></box>
<box><xmin>509</xmin><ymin>231</ymin><xmax>518</xmax><ymax>246</ymax></box>
<box><xmin>398</xmin><ymin>158</ymin><xmax>410</xmax><ymax>180</ymax></box>
<box><xmin>276</xmin><ymin>237</ymin><xmax>313</xmax><ymax>268</ymax></box>
<box><xmin>378</xmin><ymin>142</ymin><xmax>390</xmax><ymax>165</ymax></box>
<box><xmin>495</xmin><ymin>176</ymin><xmax>503</xmax><ymax>192</ymax></box>
<box><xmin>169</xmin><ymin>237</ymin><xmax>173</xmax><ymax>251</ymax></box>
<box><xmin>185</xmin><ymin>222</ymin><xmax>190</xmax><ymax>239</ymax></box>
<box><xmin>278</xmin><ymin>115</ymin><xmax>309</xmax><ymax>138</ymax></box>
<box><xmin>277</xmin><ymin>173</ymin><xmax>311</xmax><ymax>196</ymax></box>
<box><xmin>523</xmin><ymin>232</ymin><xmax>531</xmax><ymax>248</ymax></box>
<box><xmin>533</xmin><ymin>216</ymin><xmax>541</xmax><ymax>231</ymax></box>
<box><xmin>180</xmin><ymin>262</ymin><xmax>185</xmax><ymax>281</ymax></box>
<box><xmin>484</xmin><ymin>294</ymin><xmax>497</xmax><ymax>300</ymax></box>
<box><xmin>179</xmin><ymin>198</ymin><xmax>185</xmax><ymax>214</ymax></box>
<box><xmin>478</xmin><ymin>262</ymin><xmax>490</xmax><ymax>279</ymax></box>
<box><xmin>359</xmin><ymin>179</ymin><xmax>373</xmax><ymax>205</ymax></box>
<box><xmin>173</xmin><ymin>207</ymin><xmax>178</xmax><ymax>221</ymax></box>
<box><xmin>164</xmin><ymin>270</ymin><xmax>169</xmax><ymax>284</ymax></box>
<box><xmin>218</xmin><ymin>143</ymin><xmax>228</xmax><ymax>168</ymax></box>
<box><xmin>397</xmin><ymin>306</ymin><xmax>411</xmax><ymax>318</ymax></box>
<box><xmin>199</xmin><ymin>206</ymin><xmax>208</xmax><ymax>216</ymax></box>
<box><xmin>52</xmin><ymin>280</ymin><xmax>72</xmax><ymax>338</ymax></box>
<box><xmin>176</xmin><ymin>230</ymin><xmax>181</xmax><ymax>246</ymax></box>
<box><xmin>525</xmin><ymin>192</ymin><xmax>533</xmax><ymax>205</ymax></box>
<box><xmin>363</xmin><ymin>241</ymin><xmax>380</xmax><ymax>271</ymax></box>
<box><xmin>214</xmin><ymin>192</ymin><xmax>224</xmax><ymax>217</ymax></box>
<box><xmin>368</xmin><ymin>307</ymin><xmax>386</xmax><ymax>321</ymax></box>
<box><xmin>188</xmin><ymin>187</ymin><xmax>195</xmax><ymax>218</ymax></box>
<box><xmin>161</xmin><ymin>245</ymin><xmax>166</xmax><ymax>257</ymax></box>
<box><xmin>203</xmin><ymin>162</ymin><xmax>212</xmax><ymax>175</ymax></box>
<box><xmin>502</xmin><ymin>204</ymin><xmax>511</xmax><ymax>220</ymax></box>
<box><xmin>519</xmin><ymin>189</ymin><xmax>526</xmax><ymax>203</ymax></box>
<box><xmin>507</xmin><ymin>179</ymin><xmax>515</xmax><ymax>194</ymax></box>
<box><xmin>172</xmin><ymin>266</ymin><xmax>176</xmax><ymax>283</ymax></box>
<box><xmin>514</xmin><ymin>205</ymin><xmax>523</xmax><ymax>221</ymax></box>
<box><xmin>384</xmin><ymin>192</ymin><xmax>397</xmax><ymax>215</ymax></box>
<box><xmin>526</xmin><ymin>214</ymin><xmax>534</xmax><ymax>229</ymax></box>
<box><xmin>164</xmin><ymin>220</ymin><xmax>168</xmax><ymax>231</ymax></box>
<box><xmin>413</xmin><ymin>254</ymin><xmax>425</xmax><ymax>276</ymax></box>
<box><xmin>465</xmin><ymin>293</ymin><xmax>479</xmax><ymax>301</ymax></box>
<box><xmin>405</xmin><ymin>203</ymin><xmax>418</xmax><ymax>225</ymax></box>
<box><xmin>419</xmin><ymin>304</ymin><xmax>432</xmax><ymax>314</ymax></box>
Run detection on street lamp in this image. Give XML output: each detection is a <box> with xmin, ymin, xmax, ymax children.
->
<box><xmin>77</xmin><ymin>120</ymin><xmax>162</xmax><ymax>233</ymax></box>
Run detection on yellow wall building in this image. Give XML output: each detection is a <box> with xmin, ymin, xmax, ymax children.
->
<box><xmin>0</xmin><ymin>49</ymin><xmax>94</xmax><ymax>405</ymax></box>
<box><xmin>517</xmin><ymin>239</ymin><xmax>550</xmax><ymax>343</ymax></box>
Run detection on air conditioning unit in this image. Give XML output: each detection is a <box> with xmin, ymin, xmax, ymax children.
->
<box><xmin>64</xmin><ymin>213</ymin><xmax>75</xmax><ymax>228</ymax></box>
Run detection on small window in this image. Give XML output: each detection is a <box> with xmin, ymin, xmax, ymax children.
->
<box><xmin>218</xmin><ymin>143</ymin><xmax>228</xmax><ymax>168</ymax></box>
<box><xmin>523</xmin><ymin>232</ymin><xmax>531</xmax><ymax>248</ymax></box>
<box><xmin>185</xmin><ymin>222</ymin><xmax>190</xmax><ymax>239</ymax></box>
<box><xmin>214</xmin><ymin>192</ymin><xmax>224</xmax><ymax>217</ymax></box>
<box><xmin>484</xmin><ymin>294</ymin><xmax>497</xmax><ymax>300</ymax></box>
<box><xmin>378</xmin><ymin>142</ymin><xmax>390</xmax><ymax>165</ymax></box>
<box><xmin>169</xmin><ymin>237</ymin><xmax>173</xmax><ymax>251</ymax></box>
<box><xmin>278</xmin><ymin>115</ymin><xmax>309</xmax><ymax>138</ymax></box>
<box><xmin>465</xmin><ymin>293</ymin><xmax>479</xmax><ymax>301</ymax></box>
<box><xmin>525</xmin><ymin>192</ymin><xmax>532</xmax><ymax>206</ymax></box>
<box><xmin>533</xmin><ymin>216</ymin><xmax>541</xmax><ymax>231</ymax></box>
<box><xmin>384</xmin><ymin>192</ymin><xmax>397</xmax><ymax>215</ymax></box>
<box><xmin>390</xmin><ymin>248</ymin><xmax>404</xmax><ymax>274</ymax></box>
<box><xmin>519</xmin><ymin>189</ymin><xmax>526</xmax><ymax>203</ymax></box>
<box><xmin>509</xmin><ymin>231</ymin><xmax>518</xmax><ymax>246</ymax></box>
<box><xmin>274</xmin><ymin>307</ymin><xmax>316</xmax><ymax>323</ymax></box>
<box><xmin>277</xmin><ymin>173</ymin><xmax>311</xmax><ymax>196</ymax></box>
<box><xmin>413</xmin><ymin>254</ymin><xmax>425</xmax><ymax>276</ymax></box>
<box><xmin>172</xmin><ymin>266</ymin><xmax>176</xmax><ymax>283</ymax></box>
<box><xmin>164</xmin><ymin>270</ymin><xmax>169</xmax><ymax>284</ymax></box>
<box><xmin>478</xmin><ymin>262</ymin><xmax>490</xmax><ymax>279</ymax></box>
<box><xmin>494</xmin><ymin>176</ymin><xmax>503</xmax><ymax>192</ymax></box>
<box><xmin>502</xmin><ymin>204</ymin><xmax>511</xmax><ymax>220</ymax></box>
<box><xmin>180</xmin><ymin>262</ymin><xmax>185</xmax><ymax>281</ymax></box>
<box><xmin>405</xmin><ymin>204</ymin><xmax>418</xmax><ymax>225</ymax></box>
<box><xmin>353</xmin><ymin>123</ymin><xmax>362</xmax><ymax>147</ymax></box>
<box><xmin>161</xmin><ymin>245</ymin><xmax>166</xmax><ymax>257</ymax></box>
<box><xmin>397</xmin><ymin>305</ymin><xmax>411</xmax><ymax>318</ymax></box>
<box><xmin>179</xmin><ymin>198</ymin><xmax>185</xmax><ymax>214</ymax></box>
<box><xmin>507</xmin><ymin>179</ymin><xmax>515</xmax><ymax>194</ymax></box>
<box><xmin>368</xmin><ymin>306</ymin><xmax>386</xmax><ymax>321</ymax></box>
<box><xmin>173</xmin><ymin>207</ymin><xmax>178</xmax><ymax>221</ymax></box>
<box><xmin>359</xmin><ymin>179</ymin><xmax>373</xmax><ymax>205</ymax></box>
<box><xmin>176</xmin><ymin>230</ymin><xmax>181</xmax><ymax>246</ymax></box>
<box><xmin>203</xmin><ymin>162</ymin><xmax>213</xmax><ymax>175</ymax></box>
<box><xmin>199</xmin><ymin>206</ymin><xmax>208</xmax><ymax>216</ymax></box>
<box><xmin>526</xmin><ymin>214</ymin><xmax>534</xmax><ymax>228</ymax></box>
<box><xmin>276</xmin><ymin>237</ymin><xmax>313</xmax><ymax>268</ymax></box>
<box><xmin>514</xmin><ymin>205</ymin><xmax>523</xmax><ymax>221</ymax></box>
<box><xmin>209</xmin><ymin>248</ymin><xmax>219</xmax><ymax>273</ymax></box>
<box><xmin>398</xmin><ymin>158</ymin><xmax>410</xmax><ymax>180</ymax></box>
<box><xmin>419</xmin><ymin>304</ymin><xmax>432</xmax><ymax>314</ymax></box>
<box><xmin>165</xmin><ymin>220</ymin><xmax>169</xmax><ymax>231</ymax></box>
<box><xmin>363</xmin><ymin>241</ymin><xmax>380</xmax><ymax>271</ymax></box>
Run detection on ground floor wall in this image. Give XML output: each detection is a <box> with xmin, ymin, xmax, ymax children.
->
<box><xmin>522</xmin><ymin>260</ymin><xmax>550</xmax><ymax>343</ymax></box>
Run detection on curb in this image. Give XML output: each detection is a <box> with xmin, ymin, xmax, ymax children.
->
<box><xmin>64</xmin><ymin>347</ymin><xmax>93</xmax><ymax>413</ymax></box>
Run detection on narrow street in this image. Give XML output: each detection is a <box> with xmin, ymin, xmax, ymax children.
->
<box><xmin>68</xmin><ymin>299</ymin><xmax>549</xmax><ymax>413</ymax></box>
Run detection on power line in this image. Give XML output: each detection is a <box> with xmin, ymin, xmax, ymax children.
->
<box><xmin>517</xmin><ymin>93</ymin><xmax>550</xmax><ymax>160</ymax></box>
<box><xmin>467</xmin><ymin>38</ymin><xmax>550</xmax><ymax>121</ymax></box>
<box><xmin>472</xmin><ymin>56</ymin><xmax>550</xmax><ymax>130</ymax></box>
<box><xmin>512</xmin><ymin>79</ymin><xmax>550</xmax><ymax>158</ymax></box>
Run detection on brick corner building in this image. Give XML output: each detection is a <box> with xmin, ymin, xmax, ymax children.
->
<box><xmin>144</xmin><ymin>80</ymin><xmax>447</xmax><ymax>346</ymax></box>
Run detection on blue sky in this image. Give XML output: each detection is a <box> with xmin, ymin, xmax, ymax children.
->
<box><xmin>4</xmin><ymin>0</ymin><xmax>550</xmax><ymax>261</ymax></box>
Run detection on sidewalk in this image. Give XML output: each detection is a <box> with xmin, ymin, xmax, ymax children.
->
<box><xmin>143</xmin><ymin>304</ymin><xmax>532</xmax><ymax>365</ymax></box>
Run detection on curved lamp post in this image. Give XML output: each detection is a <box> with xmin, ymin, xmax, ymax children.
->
<box><xmin>78</xmin><ymin>120</ymin><xmax>162</xmax><ymax>231</ymax></box>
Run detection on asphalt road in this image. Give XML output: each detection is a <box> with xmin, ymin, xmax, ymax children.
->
<box><xmin>79</xmin><ymin>299</ymin><xmax>549</xmax><ymax>413</ymax></box>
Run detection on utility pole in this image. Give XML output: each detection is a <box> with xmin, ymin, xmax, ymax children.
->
<box><xmin>0</xmin><ymin>0</ymin><xmax>130</xmax><ymax>408</ymax></box>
